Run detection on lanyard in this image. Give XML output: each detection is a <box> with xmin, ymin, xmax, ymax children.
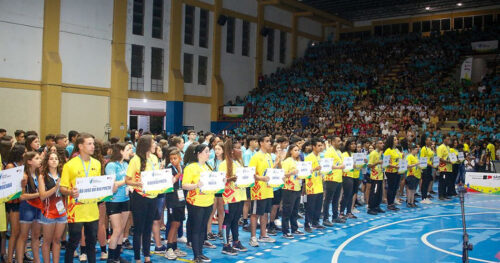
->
<box><xmin>171</xmin><ymin>165</ymin><xmax>183</xmax><ymax>186</ymax></box>
<box><xmin>32</xmin><ymin>172</ymin><xmax>39</xmax><ymax>188</ymax></box>
<box><xmin>79</xmin><ymin>155</ymin><xmax>91</xmax><ymax>177</ymax></box>
<box><xmin>48</xmin><ymin>172</ymin><xmax>58</xmax><ymax>183</ymax></box>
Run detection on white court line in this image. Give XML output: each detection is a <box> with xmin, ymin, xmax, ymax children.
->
<box><xmin>421</xmin><ymin>227</ymin><xmax>500</xmax><ymax>263</ymax></box>
<box><xmin>331</xmin><ymin>212</ymin><xmax>500</xmax><ymax>263</ymax></box>
<box><xmin>465</xmin><ymin>205</ymin><xmax>500</xmax><ymax>211</ymax></box>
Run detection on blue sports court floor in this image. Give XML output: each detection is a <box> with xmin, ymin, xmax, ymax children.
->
<box><xmin>58</xmin><ymin>186</ymin><xmax>500</xmax><ymax>263</ymax></box>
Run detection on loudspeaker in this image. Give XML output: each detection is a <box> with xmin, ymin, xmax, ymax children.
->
<box><xmin>261</xmin><ymin>27</ymin><xmax>270</xmax><ymax>36</ymax></box>
<box><xmin>217</xmin><ymin>15</ymin><xmax>227</xmax><ymax>26</ymax></box>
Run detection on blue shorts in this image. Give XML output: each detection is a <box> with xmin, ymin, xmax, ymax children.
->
<box><xmin>19</xmin><ymin>201</ymin><xmax>42</xmax><ymax>224</ymax></box>
<box><xmin>39</xmin><ymin>213</ymin><xmax>67</xmax><ymax>225</ymax></box>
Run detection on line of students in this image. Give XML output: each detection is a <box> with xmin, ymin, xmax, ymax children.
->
<box><xmin>0</xmin><ymin>130</ymin><xmax>468</xmax><ymax>263</ymax></box>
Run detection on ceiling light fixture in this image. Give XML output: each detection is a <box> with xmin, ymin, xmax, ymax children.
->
<box><xmin>425</xmin><ymin>6</ymin><xmax>431</xmax><ymax>10</ymax></box>
<box><xmin>457</xmin><ymin>3</ymin><xmax>462</xmax><ymax>6</ymax></box>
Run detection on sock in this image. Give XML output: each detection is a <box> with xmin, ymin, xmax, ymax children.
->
<box><xmin>222</xmin><ymin>225</ymin><xmax>228</xmax><ymax>245</ymax></box>
<box><xmin>166</xmin><ymin>243</ymin><xmax>172</xmax><ymax>250</ymax></box>
<box><xmin>173</xmin><ymin>242</ymin><xmax>178</xmax><ymax>250</ymax></box>
<box><xmin>107</xmin><ymin>248</ymin><xmax>115</xmax><ymax>260</ymax></box>
<box><xmin>101</xmin><ymin>245</ymin><xmax>107</xmax><ymax>254</ymax></box>
<box><xmin>117</xmin><ymin>244</ymin><xmax>123</xmax><ymax>258</ymax></box>
<box><xmin>80</xmin><ymin>246</ymin><xmax>86</xmax><ymax>255</ymax></box>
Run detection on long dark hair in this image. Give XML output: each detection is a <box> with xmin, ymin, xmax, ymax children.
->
<box><xmin>223</xmin><ymin>140</ymin><xmax>235</xmax><ymax>178</ymax></box>
<box><xmin>24</xmin><ymin>151</ymin><xmax>40</xmax><ymax>193</ymax></box>
<box><xmin>108</xmin><ymin>142</ymin><xmax>128</xmax><ymax>163</ymax></box>
<box><xmin>0</xmin><ymin>140</ymin><xmax>12</xmax><ymax>166</ymax></box>
<box><xmin>8</xmin><ymin>144</ymin><xmax>25</xmax><ymax>164</ymax></box>
<box><xmin>184</xmin><ymin>143</ymin><xmax>207</xmax><ymax>165</ymax></box>
<box><xmin>136</xmin><ymin>135</ymin><xmax>153</xmax><ymax>172</ymax></box>
<box><xmin>42</xmin><ymin>152</ymin><xmax>62</xmax><ymax>190</ymax></box>
<box><xmin>25</xmin><ymin>135</ymin><xmax>39</xmax><ymax>152</ymax></box>
<box><xmin>285</xmin><ymin>144</ymin><xmax>299</xmax><ymax>160</ymax></box>
<box><xmin>384</xmin><ymin>135</ymin><xmax>395</xmax><ymax>151</ymax></box>
<box><xmin>344</xmin><ymin>138</ymin><xmax>357</xmax><ymax>156</ymax></box>
<box><xmin>420</xmin><ymin>134</ymin><xmax>427</xmax><ymax>148</ymax></box>
<box><xmin>92</xmin><ymin>139</ymin><xmax>105</xmax><ymax>175</ymax></box>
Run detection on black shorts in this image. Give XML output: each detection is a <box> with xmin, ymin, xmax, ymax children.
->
<box><xmin>250</xmin><ymin>199</ymin><xmax>272</xmax><ymax>216</ymax></box>
<box><xmin>106</xmin><ymin>201</ymin><xmax>130</xmax><ymax>215</ymax></box>
<box><xmin>406</xmin><ymin>176</ymin><xmax>420</xmax><ymax>190</ymax></box>
<box><xmin>167</xmin><ymin>206</ymin><xmax>185</xmax><ymax>222</ymax></box>
<box><xmin>215</xmin><ymin>193</ymin><xmax>223</xmax><ymax>198</ymax></box>
<box><xmin>6</xmin><ymin>202</ymin><xmax>20</xmax><ymax>213</ymax></box>
<box><xmin>272</xmin><ymin>189</ymin><xmax>282</xmax><ymax>205</ymax></box>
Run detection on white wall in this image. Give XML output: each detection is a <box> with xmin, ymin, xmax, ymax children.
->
<box><xmin>182</xmin><ymin>3</ymin><xmax>213</xmax><ymax>97</ymax></box>
<box><xmin>0</xmin><ymin>0</ymin><xmax>43</xmax><ymax>81</ymax></box>
<box><xmin>264</xmin><ymin>6</ymin><xmax>292</xmax><ymax>27</ymax></box>
<box><xmin>222</xmin><ymin>0</ymin><xmax>257</xmax><ymax>17</ymax></box>
<box><xmin>220</xmin><ymin>17</ymin><xmax>256</xmax><ymax>104</ymax></box>
<box><xmin>59</xmin><ymin>0</ymin><xmax>113</xmax><ymax>88</ymax></box>
<box><xmin>183</xmin><ymin>102</ymin><xmax>211</xmax><ymax>132</ymax></box>
<box><xmin>262</xmin><ymin>30</ymin><xmax>292</xmax><ymax>75</ymax></box>
<box><xmin>297</xmin><ymin>36</ymin><xmax>311</xmax><ymax>59</ymax></box>
<box><xmin>0</xmin><ymin>87</ymin><xmax>41</xmax><ymax>134</ymax></box>
<box><xmin>61</xmin><ymin>93</ymin><xmax>110</xmax><ymax>140</ymax></box>
<box><xmin>298</xmin><ymin>17</ymin><xmax>322</xmax><ymax>37</ymax></box>
<box><xmin>126</xmin><ymin>0</ymin><xmax>171</xmax><ymax>93</ymax></box>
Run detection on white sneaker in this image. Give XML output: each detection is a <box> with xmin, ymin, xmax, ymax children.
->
<box><xmin>100</xmin><ymin>252</ymin><xmax>108</xmax><ymax>260</ymax></box>
<box><xmin>274</xmin><ymin>219</ymin><xmax>282</xmax><ymax>227</ymax></box>
<box><xmin>249</xmin><ymin>236</ymin><xmax>259</xmax><ymax>247</ymax></box>
<box><xmin>165</xmin><ymin>248</ymin><xmax>177</xmax><ymax>260</ymax></box>
<box><xmin>422</xmin><ymin>198</ymin><xmax>433</xmax><ymax>204</ymax></box>
<box><xmin>297</xmin><ymin>221</ymin><xmax>303</xmax><ymax>228</ymax></box>
<box><xmin>177</xmin><ymin>236</ymin><xmax>187</xmax><ymax>243</ymax></box>
<box><xmin>352</xmin><ymin>208</ymin><xmax>360</xmax><ymax>213</ymax></box>
<box><xmin>79</xmin><ymin>253</ymin><xmax>87</xmax><ymax>262</ymax></box>
<box><xmin>174</xmin><ymin>248</ymin><xmax>187</xmax><ymax>257</ymax></box>
<box><xmin>258</xmin><ymin>236</ymin><xmax>276</xmax><ymax>243</ymax></box>
<box><xmin>395</xmin><ymin>200</ymin><xmax>402</xmax><ymax>205</ymax></box>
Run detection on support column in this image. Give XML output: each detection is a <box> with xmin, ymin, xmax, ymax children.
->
<box><xmin>255</xmin><ymin>1</ymin><xmax>264</xmax><ymax>86</ymax></box>
<box><xmin>110</xmin><ymin>0</ymin><xmax>129</xmax><ymax>139</ymax></box>
<box><xmin>40</xmin><ymin>0</ymin><xmax>62</xmax><ymax>139</ymax></box>
<box><xmin>167</xmin><ymin>0</ymin><xmax>184</xmax><ymax>134</ymax></box>
<box><xmin>291</xmin><ymin>15</ymin><xmax>298</xmax><ymax>61</ymax></box>
<box><xmin>210</xmin><ymin>0</ymin><xmax>224</xmax><ymax>126</ymax></box>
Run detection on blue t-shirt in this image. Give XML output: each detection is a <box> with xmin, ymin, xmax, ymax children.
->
<box><xmin>105</xmin><ymin>161</ymin><xmax>129</xmax><ymax>202</ymax></box>
<box><xmin>243</xmin><ymin>149</ymin><xmax>256</xmax><ymax>167</ymax></box>
<box><xmin>66</xmin><ymin>143</ymin><xmax>74</xmax><ymax>157</ymax></box>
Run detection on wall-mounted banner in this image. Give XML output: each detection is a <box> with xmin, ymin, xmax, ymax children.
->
<box><xmin>471</xmin><ymin>40</ymin><xmax>498</xmax><ymax>52</ymax></box>
<box><xmin>460</xmin><ymin>57</ymin><xmax>473</xmax><ymax>80</ymax></box>
<box><xmin>465</xmin><ymin>172</ymin><xmax>500</xmax><ymax>195</ymax></box>
<box><xmin>223</xmin><ymin>106</ymin><xmax>245</xmax><ymax>118</ymax></box>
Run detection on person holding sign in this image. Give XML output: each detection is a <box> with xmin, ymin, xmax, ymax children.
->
<box><xmin>340</xmin><ymin>139</ymin><xmax>361</xmax><ymax>219</ymax></box>
<box><xmin>281</xmin><ymin>144</ymin><xmax>305</xmax><ymax>239</ymax></box>
<box><xmin>367</xmin><ymin>140</ymin><xmax>385</xmax><ymax>215</ymax></box>
<box><xmin>38</xmin><ymin>152</ymin><xmax>67</xmax><ymax>263</ymax></box>
<box><xmin>182</xmin><ymin>144</ymin><xmax>214</xmax><ymax>263</ymax></box>
<box><xmin>17</xmin><ymin>152</ymin><xmax>43</xmax><ymax>263</ymax></box>
<box><xmin>303</xmin><ymin>138</ymin><xmax>325</xmax><ymax>233</ymax></box>
<box><xmin>104</xmin><ymin>143</ymin><xmax>132</xmax><ymax>263</ymax></box>
<box><xmin>383</xmin><ymin>136</ymin><xmax>402</xmax><ymax>211</ymax></box>
<box><xmin>405</xmin><ymin>144</ymin><xmax>421</xmax><ymax>208</ymax></box>
<box><xmin>419</xmin><ymin>136</ymin><xmax>435</xmax><ymax>204</ymax></box>
<box><xmin>60</xmin><ymin>133</ymin><xmax>102</xmax><ymax>263</ymax></box>
<box><xmin>436</xmin><ymin>136</ymin><xmax>453</xmax><ymax>200</ymax></box>
<box><xmin>164</xmin><ymin>148</ymin><xmax>188</xmax><ymax>260</ymax></box>
<box><xmin>323</xmin><ymin>136</ymin><xmax>346</xmax><ymax>226</ymax></box>
<box><xmin>125</xmin><ymin>135</ymin><xmax>159</xmax><ymax>263</ymax></box>
<box><xmin>219</xmin><ymin>140</ymin><xmax>247</xmax><ymax>255</ymax></box>
<box><xmin>448</xmin><ymin>139</ymin><xmax>460</xmax><ymax>197</ymax></box>
<box><xmin>248</xmin><ymin>135</ymin><xmax>277</xmax><ymax>247</ymax></box>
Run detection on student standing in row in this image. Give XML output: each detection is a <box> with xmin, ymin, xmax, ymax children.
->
<box><xmin>323</xmin><ymin>136</ymin><xmax>345</xmax><ymax>226</ymax></box>
<box><xmin>281</xmin><ymin>145</ymin><xmax>305</xmax><ymax>238</ymax></box>
<box><xmin>367</xmin><ymin>140</ymin><xmax>385</xmax><ymax>215</ymax></box>
<box><xmin>406</xmin><ymin>144</ymin><xmax>421</xmax><ymax>208</ymax></box>
<box><xmin>304</xmin><ymin>138</ymin><xmax>325</xmax><ymax>232</ymax></box>
<box><xmin>420</xmin><ymin>136</ymin><xmax>434</xmax><ymax>204</ymax></box>
<box><xmin>383</xmin><ymin>136</ymin><xmax>402</xmax><ymax>211</ymax></box>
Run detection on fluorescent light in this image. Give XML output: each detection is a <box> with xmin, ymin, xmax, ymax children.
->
<box><xmin>143</xmin><ymin>99</ymin><xmax>148</xmax><ymax>103</ymax></box>
<box><xmin>425</xmin><ymin>6</ymin><xmax>430</xmax><ymax>10</ymax></box>
<box><xmin>457</xmin><ymin>3</ymin><xmax>462</xmax><ymax>6</ymax></box>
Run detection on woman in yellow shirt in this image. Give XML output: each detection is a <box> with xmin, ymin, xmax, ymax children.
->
<box><xmin>281</xmin><ymin>144</ymin><xmax>305</xmax><ymax>239</ymax></box>
<box><xmin>182</xmin><ymin>144</ymin><xmax>214</xmax><ymax>263</ymax></box>
<box><xmin>340</xmin><ymin>139</ymin><xmax>361</xmax><ymax>219</ymax></box>
<box><xmin>125</xmin><ymin>135</ymin><xmax>159</xmax><ymax>263</ymax></box>
<box><xmin>383</xmin><ymin>135</ymin><xmax>402</xmax><ymax>211</ymax></box>
<box><xmin>419</xmin><ymin>135</ymin><xmax>435</xmax><ymax>204</ymax></box>
<box><xmin>449</xmin><ymin>139</ymin><xmax>460</xmax><ymax>197</ymax></box>
<box><xmin>406</xmin><ymin>144</ymin><xmax>421</xmax><ymax>208</ymax></box>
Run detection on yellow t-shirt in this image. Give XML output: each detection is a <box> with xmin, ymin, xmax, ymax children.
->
<box><xmin>219</xmin><ymin>160</ymin><xmax>247</xmax><ymax>204</ymax></box>
<box><xmin>369</xmin><ymin>150</ymin><xmax>383</xmax><ymax>181</ymax></box>
<box><xmin>248</xmin><ymin>151</ymin><xmax>274</xmax><ymax>200</ymax></box>
<box><xmin>0</xmin><ymin>155</ymin><xmax>6</xmax><ymax>231</ymax></box>
<box><xmin>406</xmin><ymin>154</ymin><xmax>421</xmax><ymax>179</ymax></box>
<box><xmin>126</xmin><ymin>155</ymin><xmax>160</xmax><ymax>198</ymax></box>
<box><xmin>420</xmin><ymin>146</ymin><xmax>434</xmax><ymax>166</ymax></box>
<box><xmin>304</xmin><ymin>153</ymin><xmax>323</xmax><ymax>195</ymax></box>
<box><xmin>383</xmin><ymin>148</ymin><xmax>401</xmax><ymax>173</ymax></box>
<box><xmin>323</xmin><ymin>147</ymin><xmax>343</xmax><ymax>182</ymax></box>
<box><xmin>342</xmin><ymin>152</ymin><xmax>361</xmax><ymax>179</ymax></box>
<box><xmin>487</xmin><ymin>143</ymin><xmax>496</xmax><ymax>161</ymax></box>
<box><xmin>183</xmin><ymin>162</ymin><xmax>214</xmax><ymax>207</ymax></box>
<box><xmin>281</xmin><ymin>157</ymin><xmax>301</xmax><ymax>191</ymax></box>
<box><xmin>463</xmin><ymin>143</ymin><xmax>470</xmax><ymax>153</ymax></box>
<box><xmin>437</xmin><ymin>144</ymin><xmax>452</xmax><ymax>172</ymax></box>
<box><xmin>60</xmin><ymin>156</ymin><xmax>101</xmax><ymax>223</ymax></box>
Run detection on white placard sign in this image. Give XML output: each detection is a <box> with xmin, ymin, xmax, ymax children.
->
<box><xmin>433</xmin><ymin>156</ymin><xmax>440</xmax><ymax>167</ymax></box>
<box><xmin>353</xmin><ymin>153</ymin><xmax>366</xmax><ymax>166</ymax></box>
<box><xmin>200</xmin><ymin>171</ymin><xmax>226</xmax><ymax>194</ymax></box>
<box><xmin>419</xmin><ymin>157</ymin><xmax>428</xmax><ymax>169</ymax></box>
<box><xmin>235</xmin><ymin>167</ymin><xmax>255</xmax><ymax>188</ymax></box>
<box><xmin>296</xmin><ymin>161</ymin><xmax>312</xmax><ymax>179</ymax></box>
<box><xmin>398</xmin><ymin>159</ymin><xmax>408</xmax><ymax>173</ymax></box>
<box><xmin>266</xmin><ymin>168</ymin><xmax>285</xmax><ymax>188</ymax></box>
<box><xmin>0</xmin><ymin>166</ymin><xmax>24</xmax><ymax>203</ymax></box>
<box><xmin>141</xmin><ymin>169</ymin><xmax>174</xmax><ymax>195</ymax></box>
<box><xmin>320</xmin><ymin>158</ymin><xmax>333</xmax><ymax>173</ymax></box>
<box><xmin>382</xmin><ymin>155</ymin><xmax>391</xmax><ymax>168</ymax></box>
<box><xmin>449</xmin><ymin>153</ymin><xmax>458</xmax><ymax>163</ymax></box>
<box><xmin>343</xmin><ymin>157</ymin><xmax>354</xmax><ymax>171</ymax></box>
<box><xmin>75</xmin><ymin>175</ymin><xmax>115</xmax><ymax>204</ymax></box>
<box><xmin>458</xmin><ymin>152</ymin><xmax>465</xmax><ymax>161</ymax></box>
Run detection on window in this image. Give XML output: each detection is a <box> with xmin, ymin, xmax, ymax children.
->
<box><xmin>473</xmin><ymin>16</ymin><xmax>483</xmax><ymax>29</ymax></box>
<box><xmin>151</xmin><ymin>0</ymin><xmax>163</xmax><ymax>39</ymax></box>
<box><xmin>184</xmin><ymin>5</ymin><xmax>195</xmax><ymax>45</ymax></box>
<box><xmin>279</xmin><ymin>31</ymin><xmax>286</xmax><ymax>64</ymax></box>
<box><xmin>242</xmin><ymin>20</ymin><xmax>250</xmax><ymax>56</ymax></box>
<box><xmin>226</xmin><ymin>16</ymin><xmax>235</xmax><ymax>53</ymax></box>
<box><xmin>131</xmin><ymin>45</ymin><xmax>144</xmax><ymax>91</ymax></box>
<box><xmin>401</xmin><ymin>23</ymin><xmax>409</xmax><ymax>34</ymax></box>
<box><xmin>199</xmin><ymin>8</ymin><xmax>209</xmax><ymax>48</ymax></box>
<box><xmin>464</xmin><ymin>17</ymin><xmax>472</xmax><ymax>29</ymax></box>
<box><xmin>266</xmin><ymin>28</ymin><xmax>274</xmax><ymax>61</ymax></box>
<box><xmin>422</xmin><ymin>20</ymin><xmax>431</xmax><ymax>32</ymax></box>
<box><xmin>441</xmin><ymin>19</ymin><xmax>450</xmax><ymax>31</ymax></box>
<box><xmin>484</xmin><ymin>15</ymin><xmax>493</xmax><ymax>28</ymax></box>
<box><xmin>412</xmin><ymin>22</ymin><xmax>421</xmax><ymax>33</ymax></box>
<box><xmin>382</xmin><ymin>24</ymin><xmax>391</xmax><ymax>35</ymax></box>
<box><xmin>431</xmin><ymin>20</ymin><xmax>440</xmax><ymax>31</ymax></box>
<box><xmin>132</xmin><ymin>0</ymin><xmax>144</xmax><ymax>35</ymax></box>
<box><xmin>198</xmin><ymin>56</ymin><xmax>208</xmax><ymax>85</ymax></box>
<box><xmin>454</xmin><ymin>17</ymin><xmax>463</xmax><ymax>30</ymax></box>
<box><xmin>183</xmin><ymin>53</ymin><xmax>193</xmax><ymax>83</ymax></box>
<box><xmin>374</xmin><ymin>25</ymin><xmax>382</xmax><ymax>36</ymax></box>
<box><xmin>151</xmin><ymin>48</ymin><xmax>163</xmax><ymax>92</ymax></box>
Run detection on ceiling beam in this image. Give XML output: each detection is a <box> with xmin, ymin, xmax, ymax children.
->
<box><xmin>278</xmin><ymin>0</ymin><xmax>353</xmax><ymax>26</ymax></box>
<box><xmin>294</xmin><ymin>11</ymin><xmax>314</xmax><ymax>17</ymax></box>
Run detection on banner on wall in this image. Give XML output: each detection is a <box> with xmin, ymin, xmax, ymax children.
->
<box><xmin>465</xmin><ymin>172</ymin><xmax>500</xmax><ymax>195</ymax></box>
<box><xmin>460</xmin><ymin>57</ymin><xmax>473</xmax><ymax>81</ymax></box>
<box><xmin>223</xmin><ymin>106</ymin><xmax>244</xmax><ymax>118</ymax></box>
<box><xmin>471</xmin><ymin>40</ymin><xmax>498</xmax><ymax>52</ymax></box>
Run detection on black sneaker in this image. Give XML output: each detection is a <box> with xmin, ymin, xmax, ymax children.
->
<box><xmin>267</xmin><ymin>228</ymin><xmax>277</xmax><ymax>236</ymax></box>
<box><xmin>221</xmin><ymin>245</ymin><xmax>238</xmax><ymax>256</ymax></box>
<box><xmin>282</xmin><ymin>233</ymin><xmax>294</xmax><ymax>239</ymax></box>
<box><xmin>203</xmin><ymin>241</ymin><xmax>216</xmax><ymax>249</ymax></box>
<box><xmin>232</xmin><ymin>240</ymin><xmax>248</xmax><ymax>252</ymax></box>
<box><xmin>217</xmin><ymin>233</ymin><xmax>223</xmax><ymax>240</ymax></box>
<box><xmin>292</xmin><ymin>230</ymin><xmax>305</xmax><ymax>236</ymax></box>
<box><xmin>312</xmin><ymin>224</ymin><xmax>325</xmax><ymax>230</ymax></box>
<box><xmin>334</xmin><ymin>218</ymin><xmax>346</xmax><ymax>223</ymax></box>
<box><xmin>242</xmin><ymin>224</ymin><xmax>250</xmax><ymax>232</ymax></box>
<box><xmin>122</xmin><ymin>239</ymin><xmax>133</xmax><ymax>250</ymax></box>
<box><xmin>375</xmin><ymin>207</ymin><xmax>385</xmax><ymax>213</ymax></box>
<box><xmin>304</xmin><ymin>227</ymin><xmax>313</xmax><ymax>233</ymax></box>
<box><xmin>346</xmin><ymin>213</ymin><xmax>357</xmax><ymax>219</ymax></box>
<box><xmin>367</xmin><ymin>209</ymin><xmax>378</xmax><ymax>215</ymax></box>
<box><xmin>207</xmin><ymin>232</ymin><xmax>216</xmax><ymax>241</ymax></box>
<box><xmin>199</xmin><ymin>255</ymin><xmax>211</xmax><ymax>263</ymax></box>
<box><xmin>118</xmin><ymin>257</ymin><xmax>130</xmax><ymax>263</ymax></box>
<box><xmin>323</xmin><ymin>220</ymin><xmax>334</xmax><ymax>227</ymax></box>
